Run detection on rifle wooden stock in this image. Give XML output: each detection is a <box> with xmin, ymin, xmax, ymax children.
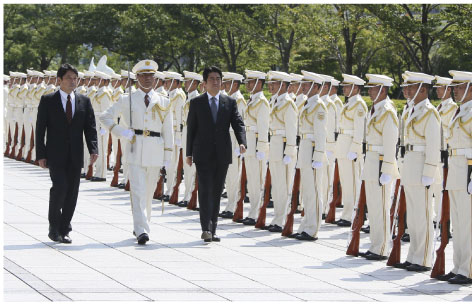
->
<box><xmin>389</xmin><ymin>179</ymin><xmax>401</xmax><ymax>230</ymax></box>
<box><xmin>169</xmin><ymin>149</ymin><xmax>183</xmax><ymax>205</ymax></box>
<box><xmin>346</xmin><ymin>181</ymin><xmax>366</xmax><ymax>256</ymax></box>
<box><xmin>110</xmin><ymin>140</ymin><xmax>122</xmax><ymax>187</ymax></box>
<box><xmin>124</xmin><ymin>180</ymin><xmax>130</xmax><ymax>191</ymax></box>
<box><xmin>4</xmin><ymin>126</ymin><xmax>11</xmax><ymax>156</ymax></box>
<box><xmin>387</xmin><ymin>186</ymin><xmax>407</xmax><ymax>266</ymax></box>
<box><xmin>431</xmin><ymin>166</ymin><xmax>450</xmax><ymax>278</ymax></box>
<box><xmin>9</xmin><ymin>123</ymin><xmax>18</xmax><ymax>158</ymax></box>
<box><xmin>154</xmin><ymin>167</ymin><xmax>166</xmax><ymax>199</ymax></box>
<box><xmin>25</xmin><ymin>127</ymin><xmax>34</xmax><ymax>163</ymax></box>
<box><xmin>325</xmin><ymin>160</ymin><xmax>342</xmax><ymax>223</ymax></box>
<box><xmin>282</xmin><ymin>168</ymin><xmax>301</xmax><ymax>236</ymax></box>
<box><xmin>187</xmin><ymin>174</ymin><xmax>199</xmax><ymax>210</ymax></box>
<box><xmin>233</xmin><ymin>159</ymin><xmax>246</xmax><ymax>222</ymax></box>
<box><xmin>106</xmin><ymin>134</ymin><xmax>112</xmax><ymax>170</ymax></box>
<box><xmin>15</xmin><ymin>126</ymin><xmax>25</xmax><ymax>160</ymax></box>
<box><xmin>255</xmin><ymin>166</ymin><xmax>271</xmax><ymax>229</ymax></box>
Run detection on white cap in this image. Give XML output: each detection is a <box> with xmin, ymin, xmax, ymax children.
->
<box><xmin>4</xmin><ymin>75</ymin><xmax>10</xmax><ymax>81</ymax></box>
<box><xmin>289</xmin><ymin>73</ymin><xmax>303</xmax><ymax>82</ymax></box>
<box><xmin>267</xmin><ymin>71</ymin><xmax>292</xmax><ymax>82</ymax></box>
<box><xmin>17</xmin><ymin>72</ymin><xmax>27</xmax><ymax>78</ymax></box>
<box><xmin>27</xmin><ymin>69</ymin><xmax>35</xmax><ymax>76</ymax></box>
<box><xmin>154</xmin><ymin>71</ymin><xmax>165</xmax><ymax>79</ymax></box>
<box><xmin>35</xmin><ymin>71</ymin><xmax>45</xmax><ymax>78</ymax></box>
<box><xmin>244</xmin><ymin>69</ymin><xmax>266</xmax><ymax>81</ymax></box>
<box><xmin>301</xmin><ymin>70</ymin><xmax>324</xmax><ymax>84</ymax></box>
<box><xmin>110</xmin><ymin>72</ymin><xmax>121</xmax><ymax>80</ymax></box>
<box><xmin>449</xmin><ymin>70</ymin><xmax>472</xmax><ymax>85</ymax></box>
<box><xmin>120</xmin><ymin>70</ymin><xmax>136</xmax><ymax>80</ymax></box>
<box><xmin>77</xmin><ymin>71</ymin><xmax>85</xmax><ymax>79</ymax></box>
<box><xmin>49</xmin><ymin>71</ymin><xmax>57</xmax><ymax>77</ymax></box>
<box><xmin>84</xmin><ymin>70</ymin><xmax>95</xmax><ymax>78</ymax></box>
<box><xmin>164</xmin><ymin>71</ymin><xmax>183</xmax><ymax>81</ymax></box>
<box><xmin>341</xmin><ymin>74</ymin><xmax>365</xmax><ymax>86</ymax></box>
<box><xmin>9</xmin><ymin>71</ymin><xmax>17</xmax><ymax>77</ymax></box>
<box><xmin>365</xmin><ymin>74</ymin><xmax>394</xmax><ymax>87</ymax></box>
<box><xmin>88</xmin><ymin>57</ymin><xmax>96</xmax><ymax>72</ymax></box>
<box><xmin>222</xmin><ymin>72</ymin><xmax>243</xmax><ymax>82</ymax></box>
<box><xmin>331</xmin><ymin>78</ymin><xmax>340</xmax><ymax>86</ymax></box>
<box><xmin>318</xmin><ymin>74</ymin><xmax>333</xmax><ymax>83</ymax></box>
<box><xmin>94</xmin><ymin>70</ymin><xmax>111</xmax><ymax>80</ymax></box>
<box><xmin>401</xmin><ymin>71</ymin><xmax>434</xmax><ymax>87</ymax></box>
<box><xmin>132</xmin><ymin>60</ymin><xmax>158</xmax><ymax>74</ymax></box>
<box><xmin>96</xmin><ymin>55</ymin><xmax>114</xmax><ymax>76</ymax></box>
<box><xmin>183</xmin><ymin>71</ymin><xmax>203</xmax><ymax>81</ymax></box>
<box><xmin>433</xmin><ymin>75</ymin><xmax>452</xmax><ymax>87</ymax></box>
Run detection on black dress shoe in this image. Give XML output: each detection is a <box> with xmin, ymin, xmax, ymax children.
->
<box><xmin>269</xmin><ymin>225</ymin><xmax>283</xmax><ymax>233</ymax></box>
<box><xmin>119</xmin><ymin>169</ymin><xmax>123</xmax><ymax>173</ymax></box>
<box><xmin>193</xmin><ymin>207</ymin><xmax>200</xmax><ymax>211</ymax></box>
<box><xmin>448</xmin><ymin>274</ymin><xmax>472</xmax><ymax>285</ymax></box>
<box><xmin>243</xmin><ymin>218</ymin><xmax>256</xmax><ymax>226</ymax></box>
<box><xmin>365</xmin><ymin>252</ymin><xmax>387</xmax><ymax>261</ymax></box>
<box><xmin>219</xmin><ymin>211</ymin><xmax>234</xmax><ymax>219</ymax></box>
<box><xmin>48</xmin><ymin>232</ymin><xmax>61</xmax><ymax>242</ymax></box>
<box><xmin>201</xmin><ymin>231</ymin><xmax>212</xmax><ymax>242</ymax></box>
<box><xmin>91</xmin><ymin>177</ymin><xmax>106</xmax><ymax>182</ymax></box>
<box><xmin>262</xmin><ymin>225</ymin><xmax>272</xmax><ymax>230</ymax></box>
<box><xmin>288</xmin><ymin>233</ymin><xmax>300</xmax><ymax>238</ymax></box>
<box><xmin>118</xmin><ymin>183</ymin><xmax>125</xmax><ymax>189</ymax></box>
<box><xmin>321</xmin><ymin>213</ymin><xmax>327</xmax><ymax>220</ymax></box>
<box><xmin>295</xmin><ymin>209</ymin><xmax>302</xmax><ymax>214</ymax></box>
<box><xmin>80</xmin><ymin>173</ymin><xmax>86</xmax><ymax>178</ymax></box>
<box><xmin>221</xmin><ymin>192</ymin><xmax>227</xmax><ymax>198</ymax></box>
<box><xmin>137</xmin><ymin>233</ymin><xmax>149</xmax><ymax>245</ymax></box>
<box><xmin>401</xmin><ymin>233</ymin><xmax>410</xmax><ymax>242</ymax></box>
<box><xmin>235</xmin><ymin>217</ymin><xmax>247</xmax><ymax>223</ymax></box>
<box><xmin>133</xmin><ymin>231</ymin><xmax>136</xmax><ymax>237</ymax></box>
<box><xmin>406</xmin><ymin>264</ymin><xmax>431</xmax><ymax>272</ymax></box>
<box><xmin>177</xmin><ymin>201</ymin><xmax>188</xmax><ymax>207</ymax></box>
<box><xmin>358</xmin><ymin>250</ymin><xmax>370</xmax><ymax>257</ymax></box>
<box><xmin>361</xmin><ymin>225</ymin><xmax>370</xmax><ymax>233</ymax></box>
<box><xmin>394</xmin><ymin>261</ymin><xmax>412</xmax><ymax>269</ymax></box>
<box><xmin>437</xmin><ymin>272</ymin><xmax>457</xmax><ymax>281</ymax></box>
<box><xmin>337</xmin><ymin>219</ymin><xmax>351</xmax><ymax>227</ymax></box>
<box><xmin>267</xmin><ymin>201</ymin><xmax>274</xmax><ymax>208</ymax></box>
<box><xmin>296</xmin><ymin>232</ymin><xmax>317</xmax><ymax>241</ymax></box>
<box><xmin>244</xmin><ymin>196</ymin><xmax>249</xmax><ymax>203</ymax></box>
<box><xmin>212</xmin><ymin>234</ymin><xmax>220</xmax><ymax>242</ymax></box>
<box><xmin>162</xmin><ymin>195</ymin><xmax>170</xmax><ymax>202</ymax></box>
<box><xmin>61</xmin><ymin>234</ymin><xmax>72</xmax><ymax>244</ymax></box>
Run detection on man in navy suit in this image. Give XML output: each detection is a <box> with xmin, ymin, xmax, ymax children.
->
<box><xmin>186</xmin><ymin>66</ymin><xmax>246</xmax><ymax>242</ymax></box>
<box><xmin>36</xmin><ymin>64</ymin><xmax>98</xmax><ymax>243</ymax></box>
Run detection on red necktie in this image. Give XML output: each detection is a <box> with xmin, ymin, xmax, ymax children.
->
<box><xmin>453</xmin><ymin>107</ymin><xmax>460</xmax><ymax>119</ymax></box>
<box><xmin>66</xmin><ymin>94</ymin><xmax>72</xmax><ymax>124</ymax></box>
<box><xmin>144</xmin><ymin>94</ymin><xmax>150</xmax><ymax>108</ymax></box>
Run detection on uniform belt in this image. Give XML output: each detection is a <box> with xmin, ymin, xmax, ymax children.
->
<box><xmin>340</xmin><ymin>129</ymin><xmax>354</xmax><ymax>135</ymax></box>
<box><xmin>269</xmin><ymin>129</ymin><xmax>285</xmax><ymax>136</ymax></box>
<box><xmin>405</xmin><ymin>144</ymin><xmax>425</xmax><ymax>152</ymax></box>
<box><xmin>245</xmin><ymin>126</ymin><xmax>257</xmax><ymax>132</ymax></box>
<box><xmin>449</xmin><ymin>148</ymin><xmax>472</xmax><ymax>157</ymax></box>
<box><xmin>134</xmin><ymin>129</ymin><xmax>161</xmax><ymax>137</ymax></box>
<box><xmin>366</xmin><ymin>144</ymin><xmax>383</xmax><ymax>153</ymax></box>
<box><xmin>301</xmin><ymin>133</ymin><xmax>314</xmax><ymax>140</ymax></box>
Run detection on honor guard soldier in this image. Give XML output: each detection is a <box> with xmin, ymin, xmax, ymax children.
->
<box><xmin>76</xmin><ymin>72</ymin><xmax>87</xmax><ymax>95</ymax></box>
<box><xmin>100</xmin><ymin>60</ymin><xmax>173</xmax><ymax>245</ymax></box>
<box><xmin>360</xmin><ymin>74</ymin><xmax>399</xmax><ymax>260</ymax></box>
<box><xmin>291</xmin><ymin>73</ymin><xmax>307</xmax><ymax>115</ymax></box>
<box><xmin>154</xmin><ymin>71</ymin><xmax>168</xmax><ymax>97</ymax></box>
<box><xmin>219</xmin><ymin>72</ymin><xmax>247</xmax><ymax>217</ymax></box>
<box><xmin>6</xmin><ymin>72</ymin><xmax>18</xmax><ymax>157</ymax></box>
<box><xmin>4</xmin><ymin>75</ymin><xmax>10</xmax><ymax>154</ymax></box>
<box><xmin>288</xmin><ymin>73</ymin><xmax>301</xmax><ymax>101</ymax></box>
<box><xmin>335</xmin><ymin>74</ymin><xmax>368</xmax><ymax>227</ymax></box>
<box><xmin>13</xmin><ymin>72</ymin><xmax>28</xmax><ymax>159</ymax></box>
<box><xmin>179</xmin><ymin>71</ymin><xmax>202</xmax><ymax>207</ymax></box>
<box><xmin>238</xmin><ymin>70</ymin><xmax>270</xmax><ymax>225</ymax></box>
<box><xmin>439</xmin><ymin>70</ymin><xmax>472</xmax><ymax>284</ymax></box>
<box><xmin>109</xmin><ymin>72</ymin><xmax>123</xmax><ymax>173</ymax></box>
<box><xmin>163</xmin><ymin>71</ymin><xmax>186</xmax><ymax>202</ymax></box>
<box><xmin>22</xmin><ymin>70</ymin><xmax>38</xmax><ymax>161</ymax></box>
<box><xmin>396</xmin><ymin>71</ymin><xmax>439</xmax><ymax>272</ymax></box>
<box><xmin>294</xmin><ymin>71</ymin><xmax>327</xmax><ymax>240</ymax></box>
<box><xmin>265</xmin><ymin>71</ymin><xmax>298</xmax><ymax>232</ymax></box>
<box><xmin>330</xmin><ymin>78</ymin><xmax>344</xmax><ymax>115</ymax></box>
<box><xmin>31</xmin><ymin>71</ymin><xmax>46</xmax><ymax>163</ymax></box>
<box><xmin>81</xmin><ymin>70</ymin><xmax>96</xmax><ymax>177</ymax></box>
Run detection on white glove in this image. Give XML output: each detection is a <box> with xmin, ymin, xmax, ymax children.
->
<box><xmin>379</xmin><ymin>173</ymin><xmax>391</xmax><ymax>185</ymax></box>
<box><xmin>256</xmin><ymin>151</ymin><xmax>265</xmax><ymax>160</ymax></box>
<box><xmin>468</xmin><ymin>180</ymin><xmax>472</xmax><ymax>194</ymax></box>
<box><xmin>421</xmin><ymin>175</ymin><xmax>435</xmax><ymax>186</ymax></box>
<box><xmin>283</xmin><ymin>155</ymin><xmax>292</xmax><ymax>165</ymax></box>
<box><xmin>234</xmin><ymin>147</ymin><xmax>241</xmax><ymax>157</ymax></box>
<box><xmin>99</xmin><ymin>128</ymin><xmax>107</xmax><ymax>136</ymax></box>
<box><xmin>347</xmin><ymin>152</ymin><xmax>357</xmax><ymax>161</ymax></box>
<box><xmin>312</xmin><ymin>161</ymin><xmax>323</xmax><ymax>169</ymax></box>
<box><xmin>326</xmin><ymin>150</ymin><xmax>333</xmax><ymax>159</ymax></box>
<box><xmin>121</xmin><ymin>129</ymin><xmax>134</xmax><ymax>141</ymax></box>
<box><xmin>175</xmin><ymin>138</ymin><xmax>181</xmax><ymax>147</ymax></box>
<box><xmin>163</xmin><ymin>160</ymin><xmax>170</xmax><ymax>169</ymax></box>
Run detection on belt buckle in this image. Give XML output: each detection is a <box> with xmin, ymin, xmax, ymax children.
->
<box><xmin>143</xmin><ymin>129</ymin><xmax>150</xmax><ymax>137</ymax></box>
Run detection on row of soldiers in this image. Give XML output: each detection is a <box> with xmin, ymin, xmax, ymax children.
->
<box><xmin>3</xmin><ymin>60</ymin><xmax>471</xmax><ymax>284</ymax></box>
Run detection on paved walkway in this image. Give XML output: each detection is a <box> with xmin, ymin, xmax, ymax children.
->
<box><xmin>3</xmin><ymin>158</ymin><xmax>472</xmax><ymax>302</ymax></box>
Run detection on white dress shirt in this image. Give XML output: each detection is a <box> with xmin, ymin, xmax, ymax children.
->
<box><xmin>59</xmin><ymin>89</ymin><xmax>76</xmax><ymax>116</ymax></box>
<box><xmin>207</xmin><ymin>92</ymin><xmax>220</xmax><ymax>107</ymax></box>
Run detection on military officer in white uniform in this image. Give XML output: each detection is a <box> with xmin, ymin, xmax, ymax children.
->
<box><xmin>6</xmin><ymin>72</ymin><xmax>18</xmax><ymax>157</ymax></box>
<box><xmin>437</xmin><ymin>70</ymin><xmax>472</xmax><ymax>284</ymax></box>
<box><xmin>4</xmin><ymin>75</ymin><xmax>10</xmax><ymax>154</ymax></box>
<box><xmin>396</xmin><ymin>71</ymin><xmax>439</xmax><ymax>272</ymax></box>
<box><xmin>100</xmin><ymin>60</ymin><xmax>173</xmax><ymax>245</ymax></box>
<box><xmin>109</xmin><ymin>72</ymin><xmax>123</xmax><ymax>173</ymax></box>
<box><xmin>13</xmin><ymin>72</ymin><xmax>28</xmax><ymax>159</ymax></box>
<box><xmin>360</xmin><ymin>74</ymin><xmax>399</xmax><ymax>260</ymax></box>
<box><xmin>30</xmin><ymin>71</ymin><xmax>46</xmax><ymax>163</ymax></box>
<box><xmin>154</xmin><ymin>71</ymin><xmax>168</xmax><ymax>97</ymax></box>
<box><xmin>335</xmin><ymin>74</ymin><xmax>367</xmax><ymax>226</ymax></box>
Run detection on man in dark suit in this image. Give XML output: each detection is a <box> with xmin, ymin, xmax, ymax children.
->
<box><xmin>186</xmin><ymin>66</ymin><xmax>246</xmax><ymax>242</ymax></box>
<box><xmin>36</xmin><ymin>64</ymin><xmax>98</xmax><ymax>244</ymax></box>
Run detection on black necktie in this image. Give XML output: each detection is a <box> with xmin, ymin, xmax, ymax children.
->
<box><xmin>144</xmin><ymin>94</ymin><xmax>150</xmax><ymax>108</ymax></box>
<box><xmin>66</xmin><ymin>94</ymin><xmax>72</xmax><ymax>124</ymax></box>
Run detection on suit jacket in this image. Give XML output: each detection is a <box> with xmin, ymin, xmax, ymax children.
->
<box><xmin>36</xmin><ymin>90</ymin><xmax>98</xmax><ymax>168</ymax></box>
<box><xmin>186</xmin><ymin>93</ymin><xmax>246</xmax><ymax>165</ymax></box>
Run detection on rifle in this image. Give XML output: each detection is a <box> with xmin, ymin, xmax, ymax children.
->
<box><xmin>9</xmin><ymin>123</ymin><xmax>18</xmax><ymax>158</ymax></box>
<box><xmin>169</xmin><ymin>149</ymin><xmax>183</xmax><ymax>205</ymax></box>
<box><xmin>187</xmin><ymin>173</ymin><xmax>199</xmax><ymax>210</ymax></box>
<box><xmin>124</xmin><ymin>179</ymin><xmax>130</xmax><ymax>191</ymax></box>
<box><xmin>15</xmin><ymin>125</ymin><xmax>25</xmax><ymax>161</ymax></box>
<box><xmin>4</xmin><ymin>126</ymin><xmax>11</xmax><ymax>156</ymax></box>
<box><xmin>110</xmin><ymin>139</ymin><xmax>122</xmax><ymax>187</ymax></box>
<box><xmin>325</xmin><ymin>161</ymin><xmax>342</xmax><ymax>223</ymax></box>
<box><xmin>346</xmin><ymin>180</ymin><xmax>366</xmax><ymax>256</ymax></box>
<box><xmin>106</xmin><ymin>134</ymin><xmax>112</xmax><ymax>170</ymax></box>
<box><xmin>25</xmin><ymin>126</ymin><xmax>34</xmax><ymax>163</ymax></box>
<box><xmin>389</xmin><ymin>179</ymin><xmax>401</xmax><ymax>230</ymax></box>
<box><xmin>387</xmin><ymin>186</ymin><xmax>407</xmax><ymax>266</ymax></box>
<box><xmin>153</xmin><ymin>167</ymin><xmax>166</xmax><ymax>199</ymax></box>
<box><xmin>282</xmin><ymin>168</ymin><xmax>301</xmax><ymax>236</ymax></box>
<box><xmin>233</xmin><ymin>158</ymin><xmax>246</xmax><ymax>222</ymax></box>
<box><xmin>255</xmin><ymin>165</ymin><xmax>271</xmax><ymax>229</ymax></box>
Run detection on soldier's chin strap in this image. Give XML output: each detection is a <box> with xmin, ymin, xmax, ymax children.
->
<box><xmin>348</xmin><ymin>84</ymin><xmax>355</xmax><ymax>97</ymax></box>
<box><xmin>410</xmin><ymin>83</ymin><xmax>423</xmax><ymax>104</ymax></box>
<box><xmin>137</xmin><ymin>77</ymin><xmax>153</xmax><ymax>91</ymax></box>
<box><xmin>374</xmin><ymin>85</ymin><xmax>384</xmax><ymax>103</ymax></box>
<box><xmin>306</xmin><ymin>82</ymin><xmax>315</xmax><ymax>96</ymax></box>
<box><xmin>186</xmin><ymin>79</ymin><xmax>195</xmax><ymax>93</ymax></box>
<box><xmin>296</xmin><ymin>82</ymin><xmax>302</xmax><ymax>96</ymax></box>
<box><xmin>442</xmin><ymin>85</ymin><xmax>449</xmax><ymax>101</ymax></box>
<box><xmin>225</xmin><ymin>80</ymin><xmax>235</xmax><ymax>95</ymax></box>
<box><xmin>328</xmin><ymin>84</ymin><xmax>333</xmax><ymax>97</ymax></box>
<box><xmin>460</xmin><ymin>82</ymin><xmax>471</xmax><ymax>103</ymax></box>
<box><xmin>54</xmin><ymin>78</ymin><xmax>58</xmax><ymax>87</ymax></box>
<box><xmin>250</xmin><ymin>79</ymin><xmax>259</xmax><ymax>95</ymax></box>
<box><xmin>318</xmin><ymin>83</ymin><xmax>325</xmax><ymax>96</ymax></box>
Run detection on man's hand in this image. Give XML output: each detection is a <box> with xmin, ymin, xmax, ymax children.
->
<box><xmin>186</xmin><ymin>156</ymin><xmax>193</xmax><ymax>167</ymax></box>
<box><xmin>90</xmin><ymin>154</ymin><xmax>99</xmax><ymax>164</ymax></box>
<box><xmin>239</xmin><ymin>144</ymin><xmax>246</xmax><ymax>155</ymax></box>
<box><xmin>38</xmin><ymin>159</ymin><xmax>47</xmax><ymax>169</ymax></box>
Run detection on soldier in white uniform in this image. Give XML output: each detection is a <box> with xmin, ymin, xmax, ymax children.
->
<box><xmin>335</xmin><ymin>74</ymin><xmax>367</xmax><ymax>227</ymax></box>
<box><xmin>4</xmin><ymin>75</ymin><xmax>10</xmax><ymax>154</ymax></box>
<box><xmin>238</xmin><ymin>70</ymin><xmax>269</xmax><ymax>225</ymax></box>
<box><xmin>163</xmin><ymin>71</ymin><xmax>186</xmax><ymax>202</ymax></box>
<box><xmin>265</xmin><ymin>71</ymin><xmax>298</xmax><ymax>232</ymax></box>
<box><xmin>396</xmin><ymin>71</ymin><xmax>439</xmax><ymax>272</ymax></box>
<box><xmin>437</xmin><ymin>70</ymin><xmax>472</xmax><ymax>284</ymax></box>
<box><xmin>22</xmin><ymin>70</ymin><xmax>40</xmax><ymax>162</ymax></box>
<box><xmin>154</xmin><ymin>71</ymin><xmax>168</xmax><ymax>97</ymax></box>
<box><xmin>108</xmin><ymin>72</ymin><xmax>123</xmax><ymax>175</ymax></box>
<box><xmin>30</xmin><ymin>71</ymin><xmax>46</xmax><ymax>163</ymax></box>
<box><xmin>13</xmin><ymin>72</ymin><xmax>28</xmax><ymax>160</ymax></box>
<box><xmin>294</xmin><ymin>71</ymin><xmax>327</xmax><ymax>240</ymax></box>
<box><xmin>178</xmin><ymin>71</ymin><xmax>202</xmax><ymax>207</ymax></box>
<box><xmin>6</xmin><ymin>72</ymin><xmax>19</xmax><ymax>158</ymax></box>
<box><xmin>360</xmin><ymin>74</ymin><xmax>399</xmax><ymax>260</ymax></box>
<box><xmin>100</xmin><ymin>60</ymin><xmax>173</xmax><ymax>245</ymax></box>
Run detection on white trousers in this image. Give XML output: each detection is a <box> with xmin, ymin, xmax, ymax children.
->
<box><xmin>223</xmin><ymin>156</ymin><xmax>243</xmax><ymax>212</ymax></box>
<box><xmin>297</xmin><ymin>166</ymin><xmax>324</xmax><ymax>237</ymax></box>
<box><xmin>322</xmin><ymin>153</ymin><xmax>336</xmax><ymax>214</ymax></box>
<box><xmin>182</xmin><ymin>154</ymin><xmax>196</xmax><ymax>201</ymax></box>
<box><xmin>120</xmin><ymin>145</ymin><xmax>129</xmax><ymax>184</ymax></box>
<box><xmin>269</xmin><ymin>159</ymin><xmax>295</xmax><ymax>227</ymax></box>
<box><xmin>449</xmin><ymin>190</ymin><xmax>472</xmax><ymax>278</ymax></box>
<box><xmin>165</xmin><ymin>146</ymin><xmax>180</xmax><ymax>196</ymax></box>
<box><xmin>245</xmin><ymin>157</ymin><xmax>267</xmax><ymax>220</ymax></box>
<box><xmin>337</xmin><ymin>157</ymin><xmax>362</xmax><ymax>221</ymax></box>
<box><xmin>22</xmin><ymin>108</ymin><xmax>33</xmax><ymax>159</ymax></box>
<box><xmin>365</xmin><ymin>180</ymin><xmax>392</xmax><ymax>256</ymax></box>
<box><xmin>94</xmin><ymin>116</ymin><xmax>108</xmax><ymax>178</ymax></box>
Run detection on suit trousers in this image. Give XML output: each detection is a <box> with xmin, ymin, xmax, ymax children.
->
<box><xmin>365</xmin><ymin>180</ymin><xmax>392</xmax><ymax>256</ymax></box>
<box><xmin>297</xmin><ymin>166</ymin><xmax>324</xmax><ymax>237</ymax></box>
<box><xmin>223</xmin><ymin>156</ymin><xmax>242</xmax><ymax>213</ymax></box>
<box><xmin>48</xmin><ymin>161</ymin><xmax>81</xmax><ymax>235</ymax></box>
<box><xmin>449</xmin><ymin>190</ymin><xmax>472</xmax><ymax>278</ymax></box>
<box><xmin>245</xmin><ymin>156</ymin><xmax>267</xmax><ymax>220</ymax></box>
<box><xmin>196</xmin><ymin>162</ymin><xmax>229</xmax><ymax>233</ymax></box>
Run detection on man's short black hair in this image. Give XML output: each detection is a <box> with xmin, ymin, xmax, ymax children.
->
<box><xmin>203</xmin><ymin>66</ymin><xmax>223</xmax><ymax>82</ymax></box>
<box><xmin>57</xmin><ymin>63</ymin><xmax>78</xmax><ymax>79</ymax></box>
